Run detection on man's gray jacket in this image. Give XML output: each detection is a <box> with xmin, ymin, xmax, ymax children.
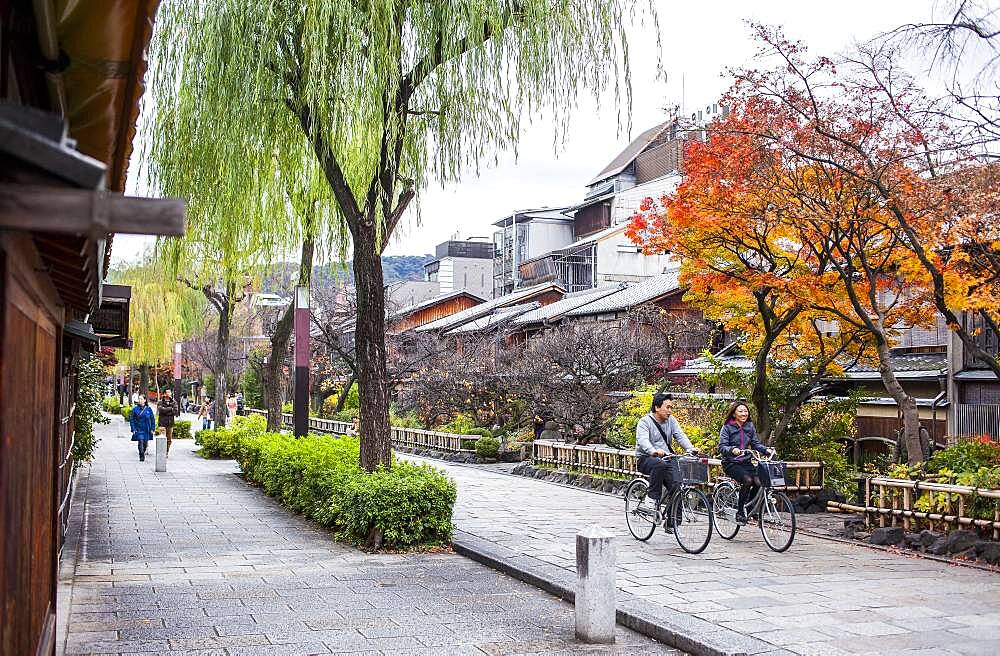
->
<box><xmin>635</xmin><ymin>414</ymin><xmax>694</xmax><ymax>457</ymax></box>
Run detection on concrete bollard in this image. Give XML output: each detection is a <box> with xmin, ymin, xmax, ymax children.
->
<box><xmin>575</xmin><ymin>524</ymin><xmax>616</xmax><ymax>644</ymax></box>
<box><xmin>155</xmin><ymin>435</ymin><xmax>167</xmax><ymax>472</ymax></box>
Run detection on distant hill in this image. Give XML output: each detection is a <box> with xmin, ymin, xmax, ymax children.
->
<box><xmin>261</xmin><ymin>255</ymin><xmax>433</xmax><ymax>293</ymax></box>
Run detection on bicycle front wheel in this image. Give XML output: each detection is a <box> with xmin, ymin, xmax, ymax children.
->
<box><xmin>671</xmin><ymin>488</ymin><xmax>713</xmax><ymax>554</ymax></box>
<box><xmin>712</xmin><ymin>482</ymin><xmax>741</xmax><ymax>540</ymax></box>
<box><xmin>625</xmin><ymin>479</ymin><xmax>656</xmax><ymax>541</ymax></box>
<box><xmin>760</xmin><ymin>490</ymin><xmax>796</xmax><ymax>552</ymax></box>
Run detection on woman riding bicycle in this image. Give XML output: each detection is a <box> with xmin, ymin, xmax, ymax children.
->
<box><xmin>719</xmin><ymin>400</ymin><xmax>774</xmax><ymax>525</ymax></box>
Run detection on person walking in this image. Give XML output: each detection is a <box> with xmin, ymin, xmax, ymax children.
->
<box><xmin>130</xmin><ymin>394</ymin><xmax>156</xmax><ymax>462</ymax></box>
<box><xmin>157</xmin><ymin>389</ymin><xmax>179</xmax><ymax>455</ymax></box>
<box><xmin>198</xmin><ymin>398</ymin><xmax>211</xmax><ymax>431</ymax></box>
<box><xmin>226</xmin><ymin>393</ymin><xmax>237</xmax><ymax>419</ymax></box>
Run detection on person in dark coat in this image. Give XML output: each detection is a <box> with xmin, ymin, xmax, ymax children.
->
<box><xmin>718</xmin><ymin>400</ymin><xmax>774</xmax><ymax>524</ymax></box>
<box><xmin>130</xmin><ymin>394</ymin><xmax>156</xmax><ymax>461</ymax></box>
<box><xmin>157</xmin><ymin>389</ymin><xmax>179</xmax><ymax>455</ymax></box>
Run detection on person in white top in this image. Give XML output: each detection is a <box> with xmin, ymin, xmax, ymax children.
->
<box><xmin>635</xmin><ymin>393</ymin><xmax>696</xmax><ymax>524</ymax></box>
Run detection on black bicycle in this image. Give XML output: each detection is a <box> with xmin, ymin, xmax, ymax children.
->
<box><xmin>624</xmin><ymin>454</ymin><xmax>713</xmax><ymax>554</ymax></box>
<box><xmin>712</xmin><ymin>450</ymin><xmax>796</xmax><ymax>552</ymax></box>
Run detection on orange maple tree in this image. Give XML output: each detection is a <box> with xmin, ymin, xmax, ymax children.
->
<box><xmin>626</xmin><ymin>99</ymin><xmax>873</xmax><ymax>444</ymax></box>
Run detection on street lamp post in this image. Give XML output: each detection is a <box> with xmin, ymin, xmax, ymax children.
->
<box><xmin>293</xmin><ymin>286</ymin><xmax>309</xmax><ymax>437</ymax></box>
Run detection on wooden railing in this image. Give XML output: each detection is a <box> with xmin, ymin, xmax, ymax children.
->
<box><xmin>246</xmin><ymin>409</ymin><xmax>476</xmax><ymax>453</ymax></box>
<box><xmin>829</xmin><ymin>477</ymin><xmax>1000</xmax><ymax>539</ymax></box>
<box><xmin>530</xmin><ymin>440</ymin><xmax>824</xmax><ymax>492</ymax></box>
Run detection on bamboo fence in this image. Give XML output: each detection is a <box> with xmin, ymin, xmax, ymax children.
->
<box><xmin>828</xmin><ymin>477</ymin><xmax>1000</xmax><ymax>539</ymax></box>
<box><xmin>246</xmin><ymin>409</ymin><xmax>476</xmax><ymax>453</ymax></box>
<box><xmin>530</xmin><ymin>439</ymin><xmax>824</xmax><ymax>492</ymax></box>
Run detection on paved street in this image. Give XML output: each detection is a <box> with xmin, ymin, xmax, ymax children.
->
<box><xmin>60</xmin><ymin>418</ymin><xmax>681</xmax><ymax>656</ymax></box>
<box><xmin>410</xmin><ymin>456</ymin><xmax>1000</xmax><ymax>656</ymax></box>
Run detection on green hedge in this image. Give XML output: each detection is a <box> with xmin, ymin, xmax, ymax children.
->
<box><xmin>236</xmin><ymin>432</ymin><xmax>455</xmax><ymax>549</ymax></box>
<box><xmin>173</xmin><ymin>420</ymin><xmax>193</xmax><ymax>440</ymax></box>
<box><xmin>102</xmin><ymin>396</ymin><xmax>122</xmax><ymax>415</ymax></box>
<box><xmin>475</xmin><ymin>436</ymin><xmax>500</xmax><ymax>459</ymax></box>
<box><xmin>198</xmin><ymin>414</ymin><xmax>266</xmax><ymax>458</ymax></box>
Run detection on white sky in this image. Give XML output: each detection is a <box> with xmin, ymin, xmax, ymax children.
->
<box><xmin>114</xmin><ymin>0</ymin><xmax>942</xmax><ymax>265</ymax></box>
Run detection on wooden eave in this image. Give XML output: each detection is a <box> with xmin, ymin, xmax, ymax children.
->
<box><xmin>1</xmin><ymin>103</ymin><xmax>183</xmax><ymax>316</ymax></box>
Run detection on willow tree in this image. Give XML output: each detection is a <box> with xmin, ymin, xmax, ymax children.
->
<box><xmin>149</xmin><ymin>0</ymin><xmax>651</xmax><ymax>470</ymax></box>
<box><xmin>112</xmin><ymin>265</ymin><xmax>204</xmax><ymax>397</ymax></box>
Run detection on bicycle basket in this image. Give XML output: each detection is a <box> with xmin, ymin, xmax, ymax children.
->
<box><xmin>761</xmin><ymin>461</ymin><xmax>787</xmax><ymax>488</ymax></box>
<box><xmin>678</xmin><ymin>456</ymin><xmax>710</xmax><ymax>484</ymax></box>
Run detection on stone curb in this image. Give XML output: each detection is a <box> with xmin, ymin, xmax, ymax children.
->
<box><xmin>452</xmin><ymin>530</ymin><xmax>784</xmax><ymax>656</ymax></box>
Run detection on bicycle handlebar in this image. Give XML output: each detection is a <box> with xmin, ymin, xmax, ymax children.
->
<box><xmin>731</xmin><ymin>448</ymin><xmax>777</xmax><ymax>463</ymax></box>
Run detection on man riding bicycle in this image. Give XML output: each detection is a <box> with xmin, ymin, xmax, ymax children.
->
<box><xmin>636</xmin><ymin>393</ymin><xmax>697</xmax><ymax>526</ymax></box>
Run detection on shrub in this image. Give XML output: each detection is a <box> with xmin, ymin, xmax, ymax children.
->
<box><xmin>475</xmin><ymin>436</ymin><xmax>500</xmax><ymax>459</ymax></box>
<box><xmin>331</xmin><ymin>407</ymin><xmax>359</xmax><ymax>423</ymax></box>
<box><xmin>390</xmin><ymin>410</ymin><xmax>423</xmax><ymax>429</ymax></box>
<box><xmin>439</xmin><ymin>413</ymin><xmax>477</xmax><ymax>435</ymax></box>
<box><xmin>198</xmin><ymin>414</ymin><xmax>266</xmax><ymax>459</ymax></box>
<box><xmin>776</xmin><ymin>396</ymin><xmax>859</xmax><ymax>499</ymax></box>
<box><xmin>338</xmin><ymin>462</ymin><xmax>456</xmax><ymax>548</ymax></box>
<box><xmin>464</xmin><ymin>427</ymin><xmax>493</xmax><ymax>439</ymax></box>
<box><xmin>235</xmin><ymin>432</ymin><xmax>456</xmax><ymax>549</ymax></box>
<box><xmin>121</xmin><ymin>405</ymin><xmax>132</xmax><ymax>422</ymax></box>
<box><xmin>606</xmin><ymin>385</ymin><xmax>656</xmax><ymax>448</ymax></box>
<box><xmin>73</xmin><ymin>355</ymin><xmax>109</xmax><ymax>464</ymax></box>
<box><xmin>927</xmin><ymin>439</ymin><xmax>1000</xmax><ymax>474</ymax></box>
<box><xmin>102</xmin><ymin>396</ymin><xmax>121</xmax><ymax>414</ymax></box>
<box><xmin>173</xmin><ymin>420</ymin><xmax>193</xmax><ymax>440</ymax></box>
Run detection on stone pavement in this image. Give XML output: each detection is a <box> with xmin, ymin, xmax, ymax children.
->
<box><xmin>60</xmin><ymin>417</ymin><xmax>682</xmax><ymax>656</ymax></box>
<box><xmin>405</xmin><ymin>455</ymin><xmax>1000</xmax><ymax>656</ymax></box>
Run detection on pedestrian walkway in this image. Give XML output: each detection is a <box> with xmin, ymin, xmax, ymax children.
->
<box><xmin>409</xmin><ymin>456</ymin><xmax>1000</xmax><ymax>656</ymax></box>
<box><xmin>60</xmin><ymin>418</ymin><xmax>682</xmax><ymax>655</ymax></box>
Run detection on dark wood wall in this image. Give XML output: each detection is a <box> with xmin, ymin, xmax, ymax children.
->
<box><xmin>574</xmin><ymin>201</ymin><xmax>611</xmax><ymax>239</ymax></box>
<box><xmin>856</xmin><ymin>414</ymin><xmax>947</xmax><ymax>442</ymax></box>
<box><xmin>0</xmin><ymin>234</ymin><xmax>62</xmax><ymax>656</ymax></box>
<box><xmin>959</xmin><ymin>382</ymin><xmax>1000</xmax><ymax>405</ymax></box>
<box><xmin>389</xmin><ymin>296</ymin><xmax>483</xmax><ymax>334</ymax></box>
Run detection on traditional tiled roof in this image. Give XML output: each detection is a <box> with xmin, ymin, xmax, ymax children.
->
<box><xmin>513</xmin><ymin>286</ymin><xmax>624</xmax><ymax>326</ymax></box>
<box><xmin>445</xmin><ymin>303</ymin><xmax>540</xmax><ymax>335</ymax></box>
<box><xmin>564</xmin><ymin>268</ymin><xmax>682</xmax><ymax>317</ymax></box>
<box><xmin>844</xmin><ymin>352</ymin><xmax>947</xmax><ymax>380</ymax></box>
<box><xmin>415</xmin><ymin>283</ymin><xmax>564</xmax><ymax>333</ymax></box>
<box><xmin>669</xmin><ymin>351</ymin><xmax>946</xmax><ymax>380</ymax></box>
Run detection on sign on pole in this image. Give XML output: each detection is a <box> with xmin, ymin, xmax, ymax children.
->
<box><xmin>173</xmin><ymin>342</ymin><xmax>183</xmax><ymax>402</ymax></box>
<box><xmin>293</xmin><ymin>286</ymin><xmax>310</xmax><ymax>437</ymax></box>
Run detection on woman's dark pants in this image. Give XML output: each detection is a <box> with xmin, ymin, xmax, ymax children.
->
<box><xmin>723</xmin><ymin>460</ymin><xmax>761</xmax><ymax>512</ymax></box>
<box><xmin>137</xmin><ymin>438</ymin><xmax>148</xmax><ymax>460</ymax></box>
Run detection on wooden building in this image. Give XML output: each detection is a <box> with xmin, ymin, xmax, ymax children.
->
<box><xmin>948</xmin><ymin>312</ymin><xmax>1000</xmax><ymax>439</ymax></box>
<box><xmin>414</xmin><ymin>282</ymin><xmax>565</xmax><ymax>336</ymax></box>
<box><xmin>0</xmin><ymin>3</ymin><xmax>183</xmax><ymax>654</ymax></box>
<box><xmin>387</xmin><ymin>290</ymin><xmax>485</xmax><ymax>335</ymax></box>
